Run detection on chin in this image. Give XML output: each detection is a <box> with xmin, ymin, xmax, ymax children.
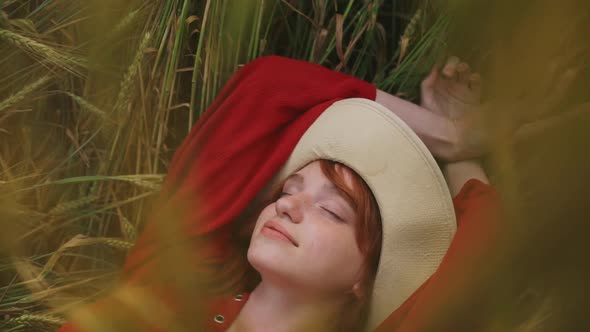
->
<box><xmin>248</xmin><ymin>244</ymin><xmax>352</xmax><ymax>295</ymax></box>
<box><xmin>247</xmin><ymin>238</ymin><xmax>292</xmax><ymax>281</ymax></box>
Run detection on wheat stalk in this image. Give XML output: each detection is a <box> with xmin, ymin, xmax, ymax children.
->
<box><xmin>0</xmin><ymin>29</ymin><xmax>85</xmax><ymax>74</ymax></box>
<box><xmin>0</xmin><ymin>75</ymin><xmax>51</xmax><ymax>112</ymax></box>
<box><xmin>103</xmin><ymin>238</ymin><xmax>135</xmax><ymax>251</ymax></box>
<box><xmin>117</xmin><ymin>210</ymin><xmax>137</xmax><ymax>241</ymax></box>
<box><xmin>117</xmin><ymin>175</ymin><xmax>163</xmax><ymax>191</ymax></box>
<box><xmin>65</xmin><ymin>92</ymin><xmax>109</xmax><ymax>120</ymax></box>
<box><xmin>7</xmin><ymin>313</ymin><xmax>66</xmax><ymax>327</ymax></box>
<box><xmin>40</xmin><ymin>235</ymin><xmax>134</xmax><ymax>277</ymax></box>
<box><xmin>397</xmin><ymin>9</ymin><xmax>422</xmax><ymax>65</ymax></box>
<box><xmin>113</xmin><ymin>31</ymin><xmax>152</xmax><ymax>117</ymax></box>
<box><xmin>111</xmin><ymin>8</ymin><xmax>141</xmax><ymax>37</ymax></box>
<box><xmin>48</xmin><ymin>195</ymin><xmax>97</xmax><ymax>216</ymax></box>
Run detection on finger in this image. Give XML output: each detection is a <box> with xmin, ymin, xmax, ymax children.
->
<box><xmin>442</xmin><ymin>56</ymin><xmax>460</xmax><ymax>79</ymax></box>
<box><xmin>420</xmin><ymin>67</ymin><xmax>439</xmax><ymax>108</ymax></box>
<box><xmin>456</xmin><ymin>62</ymin><xmax>471</xmax><ymax>84</ymax></box>
<box><xmin>469</xmin><ymin>73</ymin><xmax>482</xmax><ymax>98</ymax></box>
<box><xmin>421</xmin><ymin>66</ymin><xmax>438</xmax><ymax>90</ymax></box>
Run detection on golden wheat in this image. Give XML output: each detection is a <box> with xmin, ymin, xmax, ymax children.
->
<box><xmin>7</xmin><ymin>313</ymin><xmax>65</xmax><ymax>327</ymax></box>
<box><xmin>117</xmin><ymin>210</ymin><xmax>138</xmax><ymax>241</ymax></box>
<box><xmin>0</xmin><ymin>29</ymin><xmax>85</xmax><ymax>75</ymax></box>
<box><xmin>102</xmin><ymin>238</ymin><xmax>135</xmax><ymax>251</ymax></box>
<box><xmin>0</xmin><ymin>75</ymin><xmax>51</xmax><ymax>112</ymax></box>
<box><xmin>48</xmin><ymin>195</ymin><xmax>97</xmax><ymax>216</ymax></box>
<box><xmin>113</xmin><ymin>31</ymin><xmax>152</xmax><ymax>117</ymax></box>
<box><xmin>65</xmin><ymin>92</ymin><xmax>109</xmax><ymax>120</ymax></box>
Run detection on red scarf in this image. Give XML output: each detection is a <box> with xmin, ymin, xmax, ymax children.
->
<box><xmin>122</xmin><ymin>55</ymin><xmax>376</xmax><ymax>283</ymax></box>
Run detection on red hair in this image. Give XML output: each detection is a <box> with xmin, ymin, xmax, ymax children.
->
<box><xmin>318</xmin><ymin>160</ymin><xmax>382</xmax><ymax>331</ymax></box>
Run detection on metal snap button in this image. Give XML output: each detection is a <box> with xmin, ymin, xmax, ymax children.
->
<box><xmin>213</xmin><ymin>314</ymin><xmax>225</xmax><ymax>324</ymax></box>
<box><xmin>234</xmin><ymin>294</ymin><xmax>244</xmax><ymax>301</ymax></box>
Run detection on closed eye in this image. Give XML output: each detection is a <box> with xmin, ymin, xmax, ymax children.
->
<box><xmin>321</xmin><ymin>207</ymin><xmax>344</xmax><ymax>222</ymax></box>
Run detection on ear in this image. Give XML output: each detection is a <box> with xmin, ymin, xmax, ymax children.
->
<box><xmin>352</xmin><ymin>281</ymin><xmax>363</xmax><ymax>299</ymax></box>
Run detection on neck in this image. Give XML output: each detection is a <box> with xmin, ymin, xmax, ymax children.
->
<box><xmin>229</xmin><ymin>279</ymin><xmax>345</xmax><ymax>332</ymax></box>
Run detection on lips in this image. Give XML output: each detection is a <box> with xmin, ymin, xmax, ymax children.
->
<box><xmin>262</xmin><ymin>220</ymin><xmax>298</xmax><ymax>247</ymax></box>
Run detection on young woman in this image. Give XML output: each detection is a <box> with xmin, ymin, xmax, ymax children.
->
<box><xmin>58</xmin><ymin>56</ymin><xmax>495</xmax><ymax>332</ymax></box>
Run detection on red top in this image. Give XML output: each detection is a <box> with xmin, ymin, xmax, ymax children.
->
<box><xmin>58</xmin><ymin>56</ymin><xmax>499</xmax><ymax>332</ymax></box>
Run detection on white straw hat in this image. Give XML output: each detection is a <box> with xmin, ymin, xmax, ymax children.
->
<box><xmin>264</xmin><ymin>98</ymin><xmax>457</xmax><ymax>331</ymax></box>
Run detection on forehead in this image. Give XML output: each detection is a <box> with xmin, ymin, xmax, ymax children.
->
<box><xmin>294</xmin><ymin>160</ymin><xmax>352</xmax><ymax>179</ymax></box>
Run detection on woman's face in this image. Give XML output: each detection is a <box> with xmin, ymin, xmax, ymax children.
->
<box><xmin>247</xmin><ymin>161</ymin><xmax>364</xmax><ymax>296</ymax></box>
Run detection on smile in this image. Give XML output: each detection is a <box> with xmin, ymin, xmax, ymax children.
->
<box><xmin>262</xmin><ymin>221</ymin><xmax>298</xmax><ymax>247</ymax></box>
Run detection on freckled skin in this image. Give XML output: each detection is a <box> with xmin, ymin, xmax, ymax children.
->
<box><xmin>247</xmin><ymin>161</ymin><xmax>364</xmax><ymax>295</ymax></box>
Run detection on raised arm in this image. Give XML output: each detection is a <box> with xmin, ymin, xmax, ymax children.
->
<box><xmin>375</xmin><ymin>56</ymin><xmax>489</xmax><ymax>196</ymax></box>
<box><xmin>374</xmin><ymin>90</ymin><xmax>458</xmax><ymax>161</ymax></box>
<box><xmin>376</xmin><ymin>92</ymin><xmax>488</xmax><ymax>196</ymax></box>
<box><xmin>420</xmin><ymin>56</ymin><xmax>489</xmax><ymax>196</ymax></box>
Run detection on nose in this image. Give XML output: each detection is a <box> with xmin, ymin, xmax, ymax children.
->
<box><xmin>275</xmin><ymin>193</ymin><xmax>305</xmax><ymax>223</ymax></box>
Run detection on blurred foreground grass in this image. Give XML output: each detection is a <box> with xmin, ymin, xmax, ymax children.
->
<box><xmin>0</xmin><ymin>0</ymin><xmax>589</xmax><ymax>331</ymax></box>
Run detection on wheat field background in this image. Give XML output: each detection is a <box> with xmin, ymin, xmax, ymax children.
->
<box><xmin>0</xmin><ymin>0</ymin><xmax>589</xmax><ymax>331</ymax></box>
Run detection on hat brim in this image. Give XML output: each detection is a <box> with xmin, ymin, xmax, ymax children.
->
<box><xmin>265</xmin><ymin>98</ymin><xmax>456</xmax><ymax>331</ymax></box>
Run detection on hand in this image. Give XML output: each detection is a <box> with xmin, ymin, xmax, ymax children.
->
<box><xmin>421</xmin><ymin>57</ymin><xmax>487</xmax><ymax>161</ymax></box>
<box><xmin>421</xmin><ymin>56</ymin><xmax>482</xmax><ymax>119</ymax></box>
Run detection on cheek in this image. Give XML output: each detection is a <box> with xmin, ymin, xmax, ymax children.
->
<box><xmin>302</xmin><ymin>223</ymin><xmax>364</xmax><ymax>289</ymax></box>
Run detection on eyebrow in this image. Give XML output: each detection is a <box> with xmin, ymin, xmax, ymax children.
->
<box><xmin>285</xmin><ymin>173</ymin><xmax>303</xmax><ymax>184</ymax></box>
<box><xmin>286</xmin><ymin>173</ymin><xmax>350</xmax><ymax>204</ymax></box>
<box><xmin>321</xmin><ymin>183</ymin><xmax>342</xmax><ymax>197</ymax></box>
